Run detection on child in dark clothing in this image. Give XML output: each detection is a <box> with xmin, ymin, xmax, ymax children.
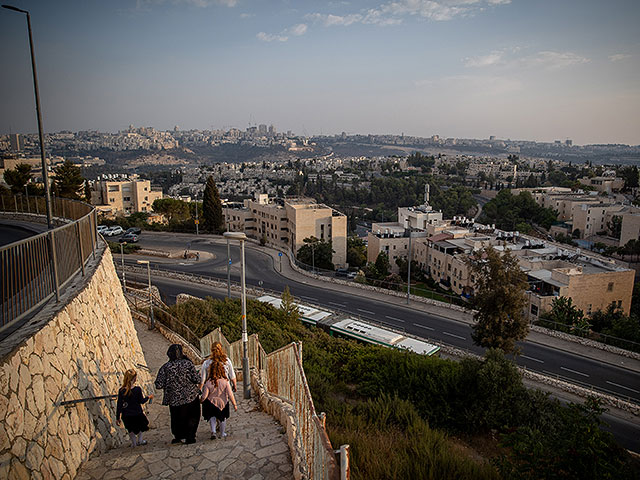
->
<box><xmin>116</xmin><ymin>369</ymin><xmax>153</xmax><ymax>447</ymax></box>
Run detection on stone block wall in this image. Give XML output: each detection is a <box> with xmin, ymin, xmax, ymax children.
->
<box><xmin>0</xmin><ymin>247</ymin><xmax>151</xmax><ymax>480</ymax></box>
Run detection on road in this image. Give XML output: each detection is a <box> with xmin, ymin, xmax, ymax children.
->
<box><xmin>118</xmin><ymin>232</ymin><xmax>640</xmax><ymax>451</ymax></box>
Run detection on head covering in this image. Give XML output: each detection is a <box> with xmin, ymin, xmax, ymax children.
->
<box><xmin>167</xmin><ymin>344</ymin><xmax>183</xmax><ymax>361</ymax></box>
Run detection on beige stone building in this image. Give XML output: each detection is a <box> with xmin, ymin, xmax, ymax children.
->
<box><xmin>91</xmin><ymin>175</ymin><xmax>162</xmax><ymax>216</ymax></box>
<box><xmin>570</xmin><ymin>203</ymin><xmax>625</xmax><ymax>238</ymax></box>
<box><xmin>620</xmin><ymin>211</ymin><xmax>640</xmax><ymax>246</ymax></box>
<box><xmin>224</xmin><ymin>194</ymin><xmax>347</xmax><ymax>268</ymax></box>
<box><xmin>579</xmin><ymin>176</ymin><xmax>625</xmax><ymax>194</ymax></box>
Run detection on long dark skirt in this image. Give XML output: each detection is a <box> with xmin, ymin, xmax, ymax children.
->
<box><xmin>202</xmin><ymin>400</ymin><xmax>230</xmax><ymax>422</ymax></box>
<box><xmin>122</xmin><ymin>413</ymin><xmax>149</xmax><ymax>434</ymax></box>
<box><xmin>169</xmin><ymin>397</ymin><xmax>200</xmax><ymax>441</ymax></box>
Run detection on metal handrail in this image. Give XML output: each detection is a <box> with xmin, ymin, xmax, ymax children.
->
<box><xmin>0</xmin><ymin>194</ymin><xmax>98</xmax><ymax>331</ymax></box>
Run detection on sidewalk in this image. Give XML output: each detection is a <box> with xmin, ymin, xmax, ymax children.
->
<box><xmin>76</xmin><ymin>320</ymin><xmax>293</xmax><ymax>480</ymax></box>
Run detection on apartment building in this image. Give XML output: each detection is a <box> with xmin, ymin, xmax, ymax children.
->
<box><xmin>224</xmin><ymin>194</ymin><xmax>347</xmax><ymax>267</ymax></box>
<box><xmin>620</xmin><ymin>211</ymin><xmax>640</xmax><ymax>246</ymax></box>
<box><xmin>413</xmin><ymin>226</ymin><xmax>635</xmax><ymax>320</ymax></box>
<box><xmin>571</xmin><ymin>203</ymin><xmax>625</xmax><ymax>238</ymax></box>
<box><xmin>91</xmin><ymin>175</ymin><xmax>162</xmax><ymax>216</ymax></box>
<box><xmin>579</xmin><ymin>176</ymin><xmax>625</xmax><ymax>194</ymax></box>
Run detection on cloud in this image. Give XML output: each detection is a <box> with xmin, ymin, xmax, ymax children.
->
<box><xmin>519</xmin><ymin>51</ymin><xmax>590</xmax><ymax>70</ymax></box>
<box><xmin>257</xmin><ymin>32</ymin><xmax>289</xmax><ymax>42</ymax></box>
<box><xmin>307</xmin><ymin>0</ymin><xmax>510</xmax><ymax>27</ymax></box>
<box><xmin>465</xmin><ymin>51</ymin><xmax>504</xmax><ymax>67</ymax></box>
<box><xmin>288</xmin><ymin>23</ymin><xmax>308</xmax><ymax>36</ymax></box>
<box><xmin>464</xmin><ymin>49</ymin><xmax>589</xmax><ymax>70</ymax></box>
<box><xmin>609</xmin><ymin>53</ymin><xmax>631</xmax><ymax>62</ymax></box>
<box><xmin>133</xmin><ymin>0</ymin><xmax>237</xmax><ymax>9</ymax></box>
<box><xmin>239</xmin><ymin>12</ymin><xmax>254</xmax><ymax>18</ymax></box>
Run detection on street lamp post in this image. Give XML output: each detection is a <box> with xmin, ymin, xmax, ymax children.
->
<box><xmin>119</xmin><ymin>241</ymin><xmax>127</xmax><ymax>290</ymax></box>
<box><xmin>137</xmin><ymin>260</ymin><xmax>154</xmax><ymax>330</ymax></box>
<box><xmin>223</xmin><ymin>231</ymin><xmax>250</xmax><ymax>399</ymax></box>
<box><xmin>194</xmin><ymin>193</ymin><xmax>199</xmax><ymax>236</ymax></box>
<box><xmin>311</xmin><ymin>242</ymin><xmax>315</xmax><ymax>273</ymax></box>
<box><xmin>3</xmin><ymin>4</ymin><xmax>53</xmax><ymax>229</ymax></box>
<box><xmin>226</xmin><ymin>237</ymin><xmax>231</xmax><ymax>298</ymax></box>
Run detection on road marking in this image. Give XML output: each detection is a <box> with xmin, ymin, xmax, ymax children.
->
<box><xmin>606</xmin><ymin>381</ymin><xmax>640</xmax><ymax>394</ymax></box>
<box><xmin>357</xmin><ymin>308</ymin><xmax>375</xmax><ymax>315</ymax></box>
<box><xmin>300</xmin><ymin>295</ymin><xmax>317</xmax><ymax>302</ymax></box>
<box><xmin>412</xmin><ymin>323</ymin><xmax>434</xmax><ymax>331</ymax></box>
<box><xmin>521</xmin><ymin>355</ymin><xmax>544</xmax><ymax>364</ymax></box>
<box><xmin>442</xmin><ymin>331</ymin><xmax>466</xmax><ymax>340</ymax></box>
<box><xmin>329</xmin><ymin>301</ymin><xmax>346</xmax><ymax>307</ymax></box>
<box><xmin>385</xmin><ymin>315</ymin><xmax>404</xmax><ymax>323</ymax></box>
<box><xmin>560</xmin><ymin>366</ymin><xmax>589</xmax><ymax>378</ymax></box>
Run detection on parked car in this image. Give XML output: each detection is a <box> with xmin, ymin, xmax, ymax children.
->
<box><xmin>97</xmin><ymin>225</ymin><xmax>108</xmax><ymax>234</ymax></box>
<box><xmin>346</xmin><ymin>271</ymin><xmax>358</xmax><ymax>279</ymax></box>
<box><xmin>105</xmin><ymin>226</ymin><xmax>123</xmax><ymax>236</ymax></box>
<box><xmin>335</xmin><ymin>268</ymin><xmax>349</xmax><ymax>278</ymax></box>
<box><xmin>125</xmin><ymin>227</ymin><xmax>141</xmax><ymax>235</ymax></box>
<box><xmin>119</xmin><ymin>233</ymin><xmax>139</xmax><ymax>243</ymax></box>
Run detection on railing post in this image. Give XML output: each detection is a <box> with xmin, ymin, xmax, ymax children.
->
<box><xmin>90</xmin><ymin>210</ymin><xmax>97</xmax><ymax>259</ymax></box>
<box><xmin>75</xmin><ymin>221</ymin><xmax>85</xmax><ymax>276</ymax></box>
<box><xmin>14</xmin><ymin>195</ymin><xmax>18</xmax><ymax>212</ymax></box>
<box><xmin>339</xmin><ymin>444</ymin><xmax>350</xmax><ymax>480</ymax></box>
<box><xmin>49</xmin><ymin>230</ymin><xmax>60</xmax><ymax>301</ymax></box>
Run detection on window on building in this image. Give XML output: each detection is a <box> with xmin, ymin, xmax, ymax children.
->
<box><xmin>617</xmin><ymin>300</ymin><xmax>622</xmax><ymax>308</ymax></box>
<box><xmin>123</xmin><ymin>197</ymin><xmax>131</xmax><ymax>201</ymax></box>
<box><xmin>608</xmin><ymin>282</ymin><xmax>614</xmax><ymax>291</ymax></box>
<box><xmin>587</xmin><ymin>304</ymin><xmax>592</xmax><ymax>315</ymax></box>
<box><xmin>393</xmin><ymin>245</ymin><xmax>396</xmax><ymax>250</ymax></box>
<box><xmin>530</xmin><ymin>305</ymin><xmax>538</xmax><ymax>316</ymax></box>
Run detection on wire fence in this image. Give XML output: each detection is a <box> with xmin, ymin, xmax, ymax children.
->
<box><xmin>0</xmin><ymin>194</ymin><xmax>97</xmax><ymax>331</ymax></box>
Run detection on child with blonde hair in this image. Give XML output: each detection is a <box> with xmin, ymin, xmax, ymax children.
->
<box><xmin>116</xmin><ymin>369</ymin><xmax>153</xmax><ymax>447</ymax></box>
<box><xmin>201</xmin><ymin>361</ymin><xmax>237</xmax><ymax>439</ymax></box>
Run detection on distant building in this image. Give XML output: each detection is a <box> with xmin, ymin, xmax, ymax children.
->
<box><xmin>224</xmin><ymin>193</ymin><xmax>347</xmax><ymax>267</ymax></box>
<box><xmin>91</xmin><ymin>175</ymin><xmax>162</xmax><ymax>216</ymax></box>
<box><xmin>9</xmin><ymin>134</ymin><xmax>23</xmax><ymax>152</ymax></box>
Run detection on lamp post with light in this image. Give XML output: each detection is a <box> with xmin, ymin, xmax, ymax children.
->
<box><xmin>2</xmin><ymin>4</ymin><xmax>53</xmax><ymax>229</ymax></box>
<box><xmin>223</xmin><ymin>231</ymin><xmax>250</xmax><ymax>399</ymax></box>
<box><xmin>137</xmin><ymin>260</ymin><xmax>154</xmax><ymax>330</ymax></box>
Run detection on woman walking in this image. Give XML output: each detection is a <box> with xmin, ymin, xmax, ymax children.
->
<box><xmin>201</xmin><ymin>361</ymin><xmax>237</xmax><ymax>439</ymax></box>
<box><xmin>155</xmin><ymin>344</ymin><xmax>201</xmax><ymax>444</ymax></box>
<box><xmin>200</xmin><ymin>342</ymin><xmax>236</xmax><ymax>392</ymax></box>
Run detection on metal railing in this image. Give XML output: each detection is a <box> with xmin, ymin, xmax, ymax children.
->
<box><xmin>0</xmin><ymin>194</ymin><xmax>97</xmax><ymax>330</ymax></box>
<box><xmin>125</xmin><ymin>281</ymin><xmax>345</xmax><ymax>479</ymax></box>
<box><xmin>534</xmin><ymin>318</ymin><xmax>640</xmax><ymax>354</ymax></box>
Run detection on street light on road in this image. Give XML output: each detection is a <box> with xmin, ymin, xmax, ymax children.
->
<box><xmin>223</xmin><ymin>231</ymin><xmax>250</xmax><ymax>399</ymax></box>
<box><xmin>119</xmin><ymin>241</ymin><xmax>127</xmax><ymax>290</ymax></box>
<box><xmin>2</xmin><ymin>4</ymin><xmax>53</xmax><ymax>229</ymax></box>
<box><xmin>137</xmin><ymin>260</ymin><xmax>154</xmax><ymax>330</ymax></box>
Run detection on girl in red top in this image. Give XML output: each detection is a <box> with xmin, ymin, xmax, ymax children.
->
<box><xmin>201</xmin><ymin>361</ymin><xmax>237</xmax><ymax>439</ymax></box>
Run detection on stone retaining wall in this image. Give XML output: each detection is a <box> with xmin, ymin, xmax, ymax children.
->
<box><xmin>0</xmin><ymin>248</ymin><xmax>151</xmax><ymax>480</ymax></box>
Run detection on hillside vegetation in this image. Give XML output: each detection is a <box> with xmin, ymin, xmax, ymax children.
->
<box><xmin>163</xmin><ymin>296</ymin><xmax>639</xmax><ymax>480</ymax></box>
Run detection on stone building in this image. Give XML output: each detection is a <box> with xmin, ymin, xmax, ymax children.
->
<box><xmin>90</xmin><ymin>175</ymin><xmax>162</xmax><ymax>216</ymax></box>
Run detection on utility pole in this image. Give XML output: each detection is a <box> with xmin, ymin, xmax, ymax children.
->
<box><xmin>119</xmin><ymin>241</ymin><xmax>127</xmax><ymax>289</ymax></box>
<box><xmin>194</xmin><ymin>192</ymin><xmax>199</xmax><ymax>235</ymax></box>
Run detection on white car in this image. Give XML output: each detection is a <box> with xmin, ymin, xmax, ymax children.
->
<box><xmin>97</xmin><ymin>225</ymin><xmax>108</xmax><ymax>234</ymax></box>
<box><xmin>105</xmin><ymin>226</ymin><xmax>123</xmax><ymax>236</ymax></box>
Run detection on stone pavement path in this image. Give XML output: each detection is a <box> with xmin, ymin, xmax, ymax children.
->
<box><xmin>76</xmin><ymin>320</ymin><xmax>293</xmax><ymax>480</ymax></box>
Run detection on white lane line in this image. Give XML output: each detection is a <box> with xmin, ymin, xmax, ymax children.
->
<box><xmin>385</xmin><ymin>315</ymin><xmax>404</xmax><ymax>323</ymax></box>
<box><xmin>442</xmin><ymin>331</ymin><xmax>466</xmax><ymax>341</ymax></box>
<box><xmin>329</xmin><ymin>301</ymin><xmax>347</xmax><ymax>307</ymax></box>
<box><xmin>606</xmin><ymin>381</ymin><xmax>640</xmax><ymax>394</ymax></box>
<box><xmin>357</xmin><ymin>308</ymin><xmax>375</xmax><ymax>315</ymax></box>
<box><xmin>300</xmin><ymin>295</ymin><xmax>317</xmax><ymax>301</ymax></box>
<box><xmin>412</xmin><ymin>323</ymin><xmax>434</xmax><ymax>331</ymax></box>
<box><xmin>560</xmin><ymin>366</ymin><xmax>590</xmax><ymax>378</ymax></box>
<box><xmin>521</xmin><ymin>355</ymin><xmax>544</xmax><ymax>364</ymax></box>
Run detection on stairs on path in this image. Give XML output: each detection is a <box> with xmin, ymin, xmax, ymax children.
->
<box><xmin>76</xmin><ymin>320</ymin><xmax>294</xmax><ymax>480</ymax></box>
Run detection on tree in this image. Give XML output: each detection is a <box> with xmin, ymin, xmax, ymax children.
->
<box><xmin>296</xmin><ymin>237</ymin><xmax>334</xmax><ymax>271</ymax></box>
<box><xmin>542</xmin><ymin>297</ymin><xmax>590</xmax><ymax>334</ymax></box>
<box><xmin>84</xmin><ymin>181</ymin><xmax>92</xmax><ymax>203</ymax></box>
<box><xmin>280</xmin><ymin>286</ymin><xmax>299</xmax><ymax>322</ymax></box>
<box><xmin>53</xmin><ymin>160</ymin><xmax>85</xmax><ymax>199</ymax></box>
<box><xmin>467</xmin><ymin>246</ymin><xmax>529</xmax><ymax>354</ymax></box>
<box><xmin>607</xmin><ymin>215</ymin><xmax>622</xmax><ymax>239</ymax></box>
<box><xmin>619</xmin><ymin>165</ymin><xmax>639</xmax><ymax>191</ymax></box>
<box><xmin>202</xmin><ymin>176</ymin><xmax>224</xmax><ymax>233</ymax></box>
<box><xmin>346</xmin><ymin>237</ymin><xmax>367</xmax><ymax>269</ymax></box>
<box><xmin>152</xmin><ymin>198</ymin><xmax>189</xmax><ymax>223</ymax></box>
<box><xmin>374</xmin><ymin>251</ymin><xmax>391</xmax><ymax>279</ymax></box>
<box><xmin>3</xmin><ymin>163</ymin><xmax>32</xmax><ymax>194</ymax></box>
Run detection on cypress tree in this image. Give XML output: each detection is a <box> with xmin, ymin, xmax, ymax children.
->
<box><xmin>202</xmin><ymin>176</ymin><xmax>224</xmax><ymax>233</ymax></box>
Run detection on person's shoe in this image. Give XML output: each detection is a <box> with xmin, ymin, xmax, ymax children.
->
<box><xmin>171</xmin><ymin>438</ymin><xmax>182</xmax><ymax>444</ymax></box>
<box><xmin>185</xmin><ymin>438</ymin><xmax>196</xmax><ymax>445</ymax></box>
<box><xmin>210</xmin><ymin>433</ymin><xmax>216</xmax><ymax>440</ymax></box>
<box><xmin>220</xmin><ymin>433</ymin><xmax>228</xmax><ymax>438</ymax></box>
<box><xmin>138</xmin><ymin>440</ymin><xmax>148</xmax><ymax>446</ymax></box>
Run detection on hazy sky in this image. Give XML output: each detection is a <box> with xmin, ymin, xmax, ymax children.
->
<box><xmin>1</xmin><ymin>0</ymin><xmax>639</xmax><ymax>145</ymax></box>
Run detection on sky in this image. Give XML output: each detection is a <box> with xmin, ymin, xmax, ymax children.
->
<box><xmin>0</xmin><ymin>0</ymin><xmax>639</xmax><ymax>145</ymax></box>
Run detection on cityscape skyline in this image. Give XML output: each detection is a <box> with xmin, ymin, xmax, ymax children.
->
<box><xmin>1</xmin><ymin>0</ymin><xmax>639</xmax><ymax>145</ymax></box>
